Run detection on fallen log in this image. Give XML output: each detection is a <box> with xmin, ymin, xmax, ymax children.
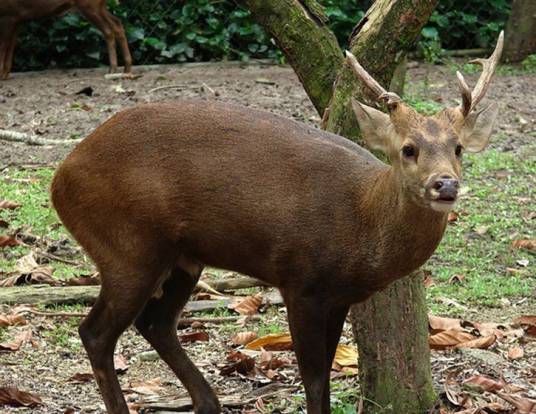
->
<box><xmin>205</xmin><ymin>275</ymin><xmax>271</xmax><ymax>291</ymax></box>
<box><xmin>0</xmin><ymin>285</ymin><xmax>283</xmax><ymax>309</ymax></box>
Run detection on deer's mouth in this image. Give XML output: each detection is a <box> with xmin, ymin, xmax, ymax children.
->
<box><xmin>430</xmin><ymin>197</ymin><xmax>456</xmax><ymax>212</ymax></box>
<box><xmin>435</xmin><ymin>194</ymin><xmax>456</xmax><ymax>203</ymax></box>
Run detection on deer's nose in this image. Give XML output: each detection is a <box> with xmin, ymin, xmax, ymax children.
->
<box><xmin>433</xmin><ymin>176</ymin><xmax>459</xmax><ymax>200</ymax></box>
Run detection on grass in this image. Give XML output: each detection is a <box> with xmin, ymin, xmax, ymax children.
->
<box><xmin>426</xmin><ymin>148</ymin><xmax>535</xmax><ymax>313</ymax></box>
<box><xmin>43</xmin><ymin>318</ymin><xmax>82</xmax><ymax>351</ymax></box>
<box><xmin>0</xmin><ymin>167</ymin><xmax>91</xmax><ymax>279</ymax></box>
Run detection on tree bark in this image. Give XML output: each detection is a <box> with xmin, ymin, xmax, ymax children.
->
<box><xmin>504</xmin><ymin>0</ymin><xmax>536</xmax><ymax>62</ymax></box>
<box><xmin>234</xmin><ymin>0</ymin><xmax>343</xmax><ymax>115</ymax></box>
<box><xmin>351</xmin><ymin>274</ymin><xmax>436</xmax><ymax>413</ymax></box>
<box><xmin>239</xmin><ymin>1</ymin><xmax>438</xmax><ymax>412</ymax></box>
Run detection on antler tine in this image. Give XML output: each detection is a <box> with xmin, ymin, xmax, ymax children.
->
<box><xmin>345</xmin><ymin>50</ymin><xmax>401</xmax><ymax>103</ymax></box>
<box><xmin>458</xmin><ymin>30</ymin><xmax>504</xmax><ymax>115</ymax></box>
<box><xmin>456</xmin><ymin>71</ymin><xmax>472</xmax><ymax>117</ymax></box>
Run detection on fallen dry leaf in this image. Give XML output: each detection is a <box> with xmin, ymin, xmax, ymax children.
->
<box><xmin>507</xmin><ymin>346</ymin><xmax>524</xmax><ymax>360</ymax></box>
<box><xmin>423</xmin><ymin>273</ymin><xmax>435</xmax><ymax>288</ymax></box>
<box><xmin>512</xmin><ymin>315</ymin><xmax>536</xmax><ymax>325</ymax></box>
<box><xmin>220</xmin><ymin>350</ymin><xmax>256</xmax><ymax>376</ymax></box>
<box><xmin>472</xmin><ymin>321</ymin><xmax>517</xmax><ymax>339</ymax></box>
<box><xmin>448</xmin><ymin>274</ymin><xmax>465</xmax><ymax>284</ymax></box>
<box><xmin>258</xmin><ymin>349</ymin><xmax>292</xmax><ymax>371</ymax></box>
<box><xmin>0</xmin><ymin>327</ymin><xmax>33</xmax><ymax>351</ymax></box>
<box><xmin>0</xmin><ymin>235</ymin><xmax>20</xmax><ymax>249</ymax></box>
<box><xmin>512</xmin><ymin>315</ymin><xmax>536</xmax><ymax>336</ymax></box>
<box><xmin>245</xmin><ymin>332</ymin><xmax>293</xmax><ymax>351</ymax></box>
<box><xmin>429</xmin><ymin>329</ymin><xmax>476</xmax><ymax>350</ymax></box>
<box><xmin>444</xmin><ymin>379</ymin><xmax>472</xmax><ymax>408</ymax></box>
<box><xmin>512</xmin><ymin>239</ymin><xmax>536</xmax><ymax>251</ymax></box>
<box><xmin>334</xmin><ymin>344</ymin><xmax>358</xmax><ymax>367</ymax></box>
<box><xmin>68</xmin><ymin>372</ymin><xmax>94</xmax><ymax>383</ymax></box>
<box><xmin>114</xmin><ymin>354</ymin><xmax>129</xmax><ymax>374</ymax></box>
<box><xmin>428</xmin><ymin>314</ymin><xmax>463</xmax><ymax>333</ymax></box>
<box><xmin>231</xmin><ymin>331</ymin><xmax>258</xmax><ymax>345</ymax></box>
<box><xmin>65</xmin><ymin>272</ymin><xmax>100</xmax><ymax>286</ymax></box>
<box><xmin>179</xmin><ymin>331</ymin><xmax>209</xmax><ymax>343</ymax></box>
<box><xmin>0</xmin><ymin>313</ymin><xmax>27</xmax><ymax>327</ymax></box>
<box><xmin>0</xmin><ymin>200</ymin><xmax>21</xmax><ymax>210</ymax></box>
<box><xmin>462</xmin><ymin>375</ymin><xmax>503</xmax><ymax>392</ymax></box>
<box><xmin>229</xmin><ymin>293</ymin><xmax>263</xmax><ymax>316</ymax></box>
<box><xmin>448</xmin><ymin>211</ymin><xmax>459</xmax><ymax>222</ymax></box>
<box><xmin>454</xmin><ymin>334</ymin><xmax>496</xmax><ymax>349</ymax></box>
<box><xmin>0</xmin><ymin>386</ymin><xmax>42</xmax><ymax>407</ymax></box>
<box><xmin>495</xmin><ymin>391</ymin><xmax>536</xmax><ymax>414</ymax></box>
<box><xmin>128</xmin><ymin>378</ymin><xmax>163</xmax><ymax>396</ymax></box>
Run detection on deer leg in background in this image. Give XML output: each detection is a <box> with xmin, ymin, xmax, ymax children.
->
<box><xmin>0</xmin><ymin>19</ymin><xmax>16</xmax><ymax>79</ymax></box>
<box><xmin>283</xmin><ymin>290</ymin><xmax>330</xmax><ymax>414</ymax></box>
<box><xmin>4</xmin><ymin>25</ymin><xmax>18</xmax><ymax>77</ymax></box>
<box><xmin>79</xmin><ymin>266</ymin><xmax>164</xmax><ymax>414</ymax></box>
<box><xmin>135</xmin><ymin>266</ymin><xmax>221</xmax><ymax>414</ymax></box>
<box><xmin>101</xmin><ymin>8</ymin><xmax>132</xmax><ymax>73</ymax></box>
<box><xmin>78</xmin><ymin>7</ymin><xmax>118</xmax><ymax>73</ymax></box>
<box><xmin>322</xmin><ymin>305</ymin><xmax>349</xmax><ymax>414</ymax></box>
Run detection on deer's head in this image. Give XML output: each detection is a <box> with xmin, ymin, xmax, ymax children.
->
<box><xmin>347</xmin><ymin>32</ymin><xmax>503</xmax><ymax>213</ymax></box>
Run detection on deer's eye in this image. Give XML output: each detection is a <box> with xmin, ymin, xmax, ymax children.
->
<box><xmin>402</xmin><ymin>145</ymin><xmax>416</xmax><ymax>158</ymax></box>
<box><xmin>455</xmin><ymin>144</ymin><xmax>463</xmax><ymax>157</ymax></box>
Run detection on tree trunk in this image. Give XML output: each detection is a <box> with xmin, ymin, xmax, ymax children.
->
<box><xmin>238</xmin><ymin>1</ymin><xmax>438</xmax><ymax>412</ymax></box>
<box><xmin>351</xmin><ymin>275</ymin><xmax>436</xmax><ymax>413</ymax></box>
<box><xmin>504</xmin><ymin>0</ymin><xmax>536</xmax><ymax>62</ymax></box>
<box><xmin>235</xmin><ymin>0</ymin><xmax>343</xmax><ymax>115</ymax></box>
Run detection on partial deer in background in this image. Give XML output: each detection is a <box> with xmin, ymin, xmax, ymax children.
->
<box><xmin>0</xmin><ymin>0</ymin><xmax>132</xmax><ymax>80</ymax></box>
<box><xmin>50</xmin><ymin>33</ymin><xmax>504</xmax><ymax>414</ymax></box>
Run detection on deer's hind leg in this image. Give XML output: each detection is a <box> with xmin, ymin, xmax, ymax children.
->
<box><xmin>101</xmin><ymin>8</ymin><xmax>132</xmax><ymax>73</ymax></box>
<box><xmin>135</xmin><ymin>257</ymin><xmax>221</xmax><ymax>414</ymax></box>
<box><xmin>79</xmin><ymin>259</ymin><xmax>169</xmax><ymax>414</ymax></box>
<box><xmin>77</xmin><ymin>5</ymin><xmax>118</xmax><ymax>72</ymax></box>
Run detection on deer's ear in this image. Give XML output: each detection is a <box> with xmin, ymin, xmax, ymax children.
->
<box><xmin>351</xmin><ymin>99</ymin><xmax>394</xmax><ymax>153</ymax></box>
<box><xmin>460</xmin><ymin>102</ymin><xmax>499</xmax><ymax>153</ymax></box>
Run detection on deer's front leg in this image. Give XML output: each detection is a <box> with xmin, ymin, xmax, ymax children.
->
<box><xmin>283</xmin><ymin>289</ymin><xmax>331</xmax><ymax>414</ymax></box>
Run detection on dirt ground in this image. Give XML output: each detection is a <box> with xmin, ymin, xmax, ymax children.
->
<box><xmin>0</xmin><ymin>62</ymin><xmax>535</xmax><ymax>413</ymax></box>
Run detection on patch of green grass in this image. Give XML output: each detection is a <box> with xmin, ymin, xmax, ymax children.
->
<box><xmin>404</xmin><ymin>93</ymin><xmax>443</xmax><ymax>116</ymax></box>
<box><xmin>521</xmin><ymin>54</ymin><xmax>536</xmax><ymax>72</ymax></box>
<box><xmin>425</xmin><ymin>148</ymin><xmax>535</xmax><ymax>311</ymax></box>
<box><xmin>0</xmin><ymin>167</ymin><xmax>89</xmax><ymax>280</ymax></box>
<box><xmin>257</xmin><ymin>320</ymin><xmax>285</xmax><ymax>337</ymax></box>
<box><xmin>331</xmin><ymin>380</ymin><xmax>359</xmax><ymax>413</ymax></box>
<box><xmin>0</xmin><ymin>168</ymin><xmax>58</xmax><ymax>237</ymax></box>
<box><xmin>43</xmin><ymin>319</ymin><xmax>81</xmax><ymax>351</ymax></box>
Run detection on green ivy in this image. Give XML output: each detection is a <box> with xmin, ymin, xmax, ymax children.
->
<box><xmin>12</xmin><ymin>0</ymin><xmax>510</xmax><ymax>72</ymax></box>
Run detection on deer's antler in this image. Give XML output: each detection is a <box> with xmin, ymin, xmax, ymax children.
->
<box><xmin>456</xmin><ymin>31</ymin><xmax>504</xmax><ymax>116</ymax></box>
<box><xmin>345</xmin><ymin>51</ymin><xmax>402</xmax><ymax>108</ymax></box>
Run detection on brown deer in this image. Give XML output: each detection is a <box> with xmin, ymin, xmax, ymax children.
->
<box><xmin>0</xmin><ymin>0</ymin><xmax>132</xmax><ymax>80</ymax></box>
<box><xmin>50</xmin><ymin>33</ymin><xmax>503</xmax><ymax>414</ymax></box>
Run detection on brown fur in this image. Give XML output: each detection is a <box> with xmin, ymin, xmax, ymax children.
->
<box><xmin>51</xmin><ymin>99</ymin><xmax>487</xmax><ymax>414</ymax></box>
<box><xmin>0</xmin><ymin>0</ymin><xmax>131</xmax><ymax>79</ymax></box>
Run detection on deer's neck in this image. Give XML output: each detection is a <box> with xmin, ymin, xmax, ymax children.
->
<box><xmin>361</xmin><ymin>168</ymin><xmax>448</xmax><ymax>280</ymax></box>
